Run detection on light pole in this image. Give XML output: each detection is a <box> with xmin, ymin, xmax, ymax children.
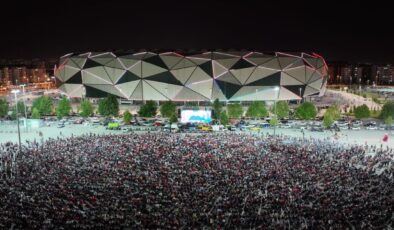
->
<box><xmin>11</xmin><ymin>89</ymin><xmax>22</xmax><ymax>157</ymax></box>
<box><xmin>299</xmin><ymin>87</ymin><xmax>302</xmax><ymax>104</ymax></box>
<box><xmin>273</xmin><ymin>86</ymin><xmax>279</xmax><ymax>136</ymax></box>
<box><xmin>20</xmin><ymin>84</ymin><xmax>27</xmax><ymax>120</ymax></box>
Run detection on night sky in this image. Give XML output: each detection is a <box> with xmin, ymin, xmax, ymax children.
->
<box><xmin>1</xmin><ymin>1</ymin><xmax>393</xmax><ymax>63</ymax></box>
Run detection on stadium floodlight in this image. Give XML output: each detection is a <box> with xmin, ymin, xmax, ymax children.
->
<box><xmin>11</xmin><ymin>89</ymin><xmax>22</xmax><ymax>158</ymax></box>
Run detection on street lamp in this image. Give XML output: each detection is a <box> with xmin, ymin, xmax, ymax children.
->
<box><xmin>20</xmin><ymin>84</ymin><xmax>28</xmax><ymax>120</ymax></box>
<box><xmin>273</xmin><ymin>86</ymin><xmax>280</xmax><ymax>136</ymax></box>
<box><xmin>11</xmin><ymin>89</ymin><xmax>22</xmax><ymax>157</ymax></box>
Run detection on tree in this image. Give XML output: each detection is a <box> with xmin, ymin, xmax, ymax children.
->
<box><xmin>160</xmin><ymin>101</ymin><xmax>176</xmax><ymax>118</ymax></box>
<box><xmin>0</xmin><ymin>98</ymin><xmax>9</xmax><ymax>117</ymax></box>
<box><xmin>272</xmin><ymin>101</ymin><xmax>289</xmax><ymax>119</ymax></box>
<box><xmin>212</xmin><ymin>99</ymin><xmax>222</xmax><ymax>120</ymax></box>
<box><xmin>17</xmin><ymin>101</ymin><xmax>26</xmax><ymax>116</ymax></box>
<box><xmin>56</xmin><ymin>97</ymin><xmax>72</xmax><ymax>119</ymax></box>
<box><xmin>354</xmin><ymin>104</ymin><xmax>370</xmax><ymax>119</ymax></box>
<box><xmin>170</xmin><ymin>113</ymin><xmax>178</xmax><ymax>123</ymax></box>
<box><xmin>31</xmin><ymin>108</ymin><xmax>40</xmax><ymax>119</ymax></box>
<box><xmin>295</xmin><ymin>102</ymin><xmax>317</xmax><ymax>120</ymax></box>
<box><xmin>384</xmin><ymin>116</ymin><xmax>393</xmax><ymax>126</ymax></box>
<box><xmin>32</xmin><ymin>96</ymin><xmax>53</xmax><ymax>115</ymax></box>
<box><xmin>123</xmin><ymin>110</ymin><xmax>132</xmax><ymax>124</ymax></box>
<box><xmin>79</xmin><ymin>100</ymin><xmax>94</xmax><ymax>117</ymax></box>
<box><xmin>220</xmin><ymin>112</ymin><xmax>229</xmax><ymax>126</ymax></box>
<box><xmin>98</xmin><ymin>99</ymin><xmax>109</xmax><ymax>116</ymax></box>
<box><xmin>326</xmin><ymin>104</ymin><xmax>341</xmax><ymax>121</ymax></box>
<box><xmin>270</xmin><ymin>116</ymin><xmax>279</xmax><ymax>127</ymax></box>
<box><xmin>323</xmin><ymin>112</ymin><xmax>334</xmax><ymax>129</ymax></box>
<box><xmin>10</xmin><ymin>110</ymin><xmax>17</xmax><ymax>120</ymax></box>
<box><xmin>227</xmin><ymin>103</ymin><xmax>243</xmax><ymax>118</ymax></box>
<box><xmin>106</xmin><ymin>94</ymin><xmax>119</xmax><ymax>117</ymax></box>
<box><xmin>138</xmin><ymin>100</ymin><xmax>157</xmax><ymax>117</ymax></box>
<box><xmin>246</xmin><ymin>101</ymin><xmax>268</xmax><ymax>119</ymax></box>
<box><xmin>380</xmin><ymin>101</ymin><xmax>394</xmax><ymax>120</ymax></box>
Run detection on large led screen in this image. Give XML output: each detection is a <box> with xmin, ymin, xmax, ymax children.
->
<box><xmin>181</xmin><ymin>110</ymin><xmax>212</xmax><ymax>123</ymax></box>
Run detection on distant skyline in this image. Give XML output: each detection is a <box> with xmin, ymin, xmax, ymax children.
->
<box><xmin>0</xmin><ymin>1</ymin><xmax>393</xmax><ymax>63</ymax></box>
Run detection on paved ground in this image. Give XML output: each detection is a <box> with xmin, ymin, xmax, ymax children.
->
<box><xmin>1</xmin><ymin>123</ymin><xmax>393</xmax><ymax>149</ymax></box>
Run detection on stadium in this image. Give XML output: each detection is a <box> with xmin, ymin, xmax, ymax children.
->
<box><xmin>54</xmin><ymin>51</ymin><xmax>328</xmax><ymax>101</ymax></box>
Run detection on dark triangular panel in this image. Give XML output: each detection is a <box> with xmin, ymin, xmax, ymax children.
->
<box><xmin>65</xmin><ymin>71</ymin><xmax>82</xmax><ymax>84</ymax></box>
<box><xmin>83</xmin><ymin>59</ymin><xmax>102</xmax><ymax>69</ymax></box>
<box><xmin>283</xmin><ymin>85</ymin><xmax>306</xmax><ymax>98</ymax></box>
<box><xmin>231</xmin><ymin>58</ymin><xmax>255</xmax><ymax>69</ymax></box>
<box><xmin>246</xmin><ymin>72</ymin><xmax>281</xmax><ymax>86</ymax></box>
<box><xmin>117</xmin><ymin>71</ymin><xmax>140</xmax><ymax>84</ymax></box>
<box><xmin>199</xmin><ymin>61</ymin><xmax>213</xmax><ymax>77</ymax></box>
<box><xmin>145</xmin><ymin>71</ymin><xmax>183</xmax><ymax>85</ymax></box>
<box><xmin>144</xmin><ymin>55</ymin><xmax>168</xmax><ymax>69</ymax></box>
<box><xmin>85</xmin><ymin>85</ymin><xmax>113</xmax><ymax>98</ymax></box>
<box><xmin>215</xmin><ymin>80</ymin><xmax>242</xmax><ymax>99</ymax></box>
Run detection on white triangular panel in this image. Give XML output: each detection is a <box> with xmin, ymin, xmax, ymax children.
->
<box><xmin>212</xmin><ymin>61</ymin><xmax>228</xmax><ymax>78</ymax></box>
<box><xmin>280</xmin><ymin>72</ymin><xmax>304</xmax><ymax>85</ymax></box>
<box><xmin>65</xmin><ymin>59</ymin><xmax>80</xmax><ymax>69</ymax></box>
<box><xmin>186</xmin><ymin>67</ymin><xmax>211</xmax><ymax>84</ymax></box>
<box><xmin>215</xmin><ymin>57</ymin><xmax>241</xmax><ymax>69</ymax></box>
<box><xmin>230</xmin><ymin>67</ymin><xmax>255</xmax><ymax>84</ymax></box>
<box><xmin>170</xmin><ymin>67</ymin><xmax>196</xmax><ymax>84</ymax></box>
<box><xmin>90</xmin><ymin>53</ymin><xmax>115</xmax><ymax>65</ymax></box>
<box><xmin>230</xmin><ymin>86</ymin><xmax>277</xmax><ymax>101</ymax></box>
<box><xmin>173</xmin><ymin>87</ymin><xmax>209</xmax><ymax>101</ymax></box>
<box><xmin>128</xmin><ymin>61</ymin><xmax>142</xmax><ymax>77</ymax></box>
<box><xmin>59</xmin><ymin>84</ymin><xmax>84</xmax><ymax>97</ymax></box>
<box><xmin>141</xmin><ymin>62</ymin><xmax>167</xmax><ymax>78</ymax></box>
<box><xmin>216</xmin><ymin>72</ymin><xmax>241</xmax><ymax>85</ymax></box>
<box><xmin>285</xmin><ymin>66</ymin><xmax>306</xmax><ymax>83</ymax></box>
<box><xmin>144</xmin><ymin>80</ymin><xmax>183</xmax><ymax>100</ymax></box>
<box><xmin>104</xmin><ymin>67</ymin><xmax>126</xmax><ymax>84</ymax></box>
<box><xmin>278</xmin><ymin>86</ymin><xmax>301</xmax><ymax>100</ymax></box>
<box><xmin>260</xmin><ymin>58</ymin><xmax>281</xmax><ymax>70</ymax></box>
<box><xmin>171</xmin><ymin>58</ymin><xmax>196</xmax><ymax>69</ymax></box>
<box><xmin>106</xmin><ymin>58</ymin><xmax>124</xmax><ymax>69</ymax></box>
<box><xmin>277</xmin><ymin>57</ymin><xmax>298</xmax><ymax>69</ymax></box>
<box><xmin>308</xmin><ymin>79</ymin><xmax>323</xmax><ymax>90</ymax></box>
<box><xmin>82</xmin><ymin>69</ymin><xmax>112</xmax><ymax>85</ymax></box>
<box><xmin>142</xmin><ymin>81</ymin><xmax>169</xmax><ymax>101</ymax></box>
<box><xmin>186</xmin><ymin>79</ymin><xmax>213</xmax><ymax>99</ymax></box>
<box><xmin>304</xmin><ymin>86</ymin><xmax>320</xmax><ymax>96</ymax></box>
<box><xmin>116</xmin><ymin>80</ymin><xmax>140</xmax><ymax>99</ymax></box>
<box><xmin>212</xmin><ymin>81</ymin><xmax>227</xmax><ymax>101</ymax></box>
<box><xmin>130</xmin><ymin>81</ymin><xmax>143</xmax><ymax>100</ymax></box>
<box><xmin>245</xmin><ymin>67</ymin><xmax>278</xmax><ymax>85</ymax></box>
<box><xmin>159</xmin><ymin>55</ymin><xmax>183</xmax><ymax>69</ymax></box>
<box><xmin>308</xmin><ymin>71</ymin><xmax>322</xmax><ymax>83</ymax></box>
<box><xmin>119</xmin><ymin>57</ymin><xmax>139</xmax><ymax>69</ymax></box>
<box><xmin>87</xmin><ymin>84</ymin><xmax>126</xmax><ymax>98</ymax></box>
<box><xmin>64</xmin><ymin>66</ymin><xmax>81</xmax><ymax>82</ymax></box>
<box><xmin>305</xmin><ymin>67</ymin><xmax>315</xmax><ymax>82</ymax></box>
<box><xmin>70</xmin><ymin>57</ymin><xmax>86</xmax><ymax>69</ymax></box>
<box><xmin>187</xmin><ymin>57</ymin><xmax>210</xmax><ymax>65</ymax></box>
<box><xmin>56</xmin><ymin>66</ymin><xmax>66</xmax><ymax>82</ymax></box>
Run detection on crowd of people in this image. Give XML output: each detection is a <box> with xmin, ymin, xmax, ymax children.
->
<box><xmin>0</xmin><ymin>132</ymin><xmax>393</xmax><ymax>229</ymax></box>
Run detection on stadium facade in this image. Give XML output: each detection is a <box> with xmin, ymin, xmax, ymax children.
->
<box><xmin>54</xmin><ymin>51</ymin><xmax>328</xmax><ymax>101</ymax></box>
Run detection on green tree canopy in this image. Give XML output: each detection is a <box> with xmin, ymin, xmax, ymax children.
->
<box><xmin>270</xmin><ymin>116</ymin><xmax>279</xmax><ymax>127</ymax></box>
<box><xmin>323</xmin><ymin>112</ymin><xmax>334</xmax><ymax>128</ymax></box>
<box><xmin>56</xmin><ymin>97</ymin><xmax>72</xmax><ymax>119</ymax></box>
<box><xmin>97</xmin><ymin>94</ymin><xmax>119</xmax><ymax>117</ymax></box>
<box><xmin>326</xmin><ymin>104</ymin><xmax>341</xmax><ymax>120</ymax></box>
<box><xmin>79</xmin><ymin>100</ymin><xmax>94</xmax><ymax>117</ymax></box>
<box><xmin>170</xmin><ymin>113</ymin><xmax>178</xmax><ymax>123</ymax></box>
<box><xmin>220</xmin><ymin>112</ymin><xmax>229</xmax><ymax>125</ymax></box>
<box><xmin>212</xmin><ymin>99</ymin><xmax>223</xmax><ymax>120</ymax></box>
<box><xmin>272</xmin><ymin>101</ymin><xmax>290</xmax><ymax>119</ymax></box>
<box><xmin>295</xmin><ymin>102</ymin><xmax>317</xmax><ymax>120</ymax></box>
<box><xmin>32</xmin><ymin>96</ymin><xmax>53</xmax><ymax>115</ymax></box>
<box><xmin>138</xmin><ymin>100</ymin><xmax>157</xmax><ymax>117</ymax></box>
<box><xmin>31</xmin><ymin>108</ymin><xmax>40</xmax><ymax>119</ymax></box>
<box><xmin>227</xmin><ymin>103</ymin><xmax>243</xmax><ymax>118</ymax></box>
<box><xmin>123</xmin><ymin>110</ymin><xmax>132</xmax><ymax>124</ymax></box>
<box><xmin>17</xmin><ymin>101</ymin><xmax>26</xmax><ymax>115</ymax></box>
<box><xmin>380</xmin><ymin>101</ymin><xmax>394</xmax><ymax>120</ymax></box>
<box><xmin>160</xmin><ymin>101</ymin><xmax>177</xmax><ymax>118</ymax></box>
<box><xmin>384</xmin><ymin>116</ymin><xmax>393</xmax><ymax>126</ymax></box>
<box><xmin>0</xmin><ymin>98</ymin><xmax>9</xmax><ymax>117</ymax></box>
<box><xmin>354</xmin><ymin>104</ymin><xmax>370</xmax><ymax>119</ymax></box>
<box><xmin>246</xmin><ymin>101</ymin><xmax>268</xmax><ymax>118</ymax></box>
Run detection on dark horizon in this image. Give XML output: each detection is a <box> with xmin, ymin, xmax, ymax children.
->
<box><xmin>1</xmin><ymin>1</ymin><xmax>393</xmax><ymax>64</ymax></box>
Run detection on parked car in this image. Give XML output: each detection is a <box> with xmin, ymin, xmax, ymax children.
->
<box><xmin>366</xmin><ymin>126</ymin><xmax>378</xmax><ymax>130</ymax></box>
<box><xmin>57</xmin><ymin>122</ymin><xmax>65</xmax><ymax>128</ymax></box>
<box><xmin>351</xmin><ymin>126</ymin><xmax>361</xmax><ymax>130</ymax></box>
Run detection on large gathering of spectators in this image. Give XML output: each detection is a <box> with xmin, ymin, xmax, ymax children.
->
<box><xmin>0</xmin><ymin>133</ymin><xmax>393</xmax><ymax>229</ymax></box>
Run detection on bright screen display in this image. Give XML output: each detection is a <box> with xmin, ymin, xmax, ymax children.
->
<box><xmin>181</xmin><ymin>110</ymin><xmax>212</xmax><ymax>123</ymax></box>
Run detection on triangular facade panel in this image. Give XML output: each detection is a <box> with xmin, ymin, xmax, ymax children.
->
<box><xmin>141</xmin><ymin>61</ymin><xmax>167</xmax><ymax>78</ymax></box>
<box><xmin>278</xmin><ymin>86</ymin><xmax>301</xmax><ymax>100</ymax></box>
<box><xmin>116</xmin><ymin>80</ymin><xmax>141</xmax><ymax>99</ymax></box>
<box><xmin>216</xmin><ymin>72</ymin><xmax>241</xmax><ymax>85</ymax></box>
<box><xmin>173</xmin><ymin>87</ymin><xmax>209</xmax><ymax>101</ymax></box>
<box><xmin>246</xmin><ymin>72</ymin><xmax>281</xmax><ymax>86</ymax></box>
<box><xmin>104</xmin><ymin>67</ymin><xmax>126</xmax><ymax>84</ymax></box>
<box><xmin>170</xmin><ymin>67</ymin><xmax>196</xmax><ymax>84</ymax></box>
<box><xmin>145</xmin><ymin>80</ymin><xmax>183</xmax><ymax>100</ymax></box>
<box><xmin>116</xmin><ymin>71</ymin><xmax>140</xmax><ymax>84</ymax></box>
<box><xmin>280</xmin><ymin>72</ymin><xmax>304</xmax><ymax>86</ymax></box>
<box><xmin>245</xmin><ymin>67</ymin><xmax>279</xmax><ymax>85</ymax></box>
<box><xmin>212</xmin><ymin>61</ymin><xmax>228</xmax><ymax>78</ymax></box>
<box><xmin>159</xmin><ymin>54</ymin><xmax>183</xmax><ymax>69</ymax></box>
<box><xmin>145</xmin><ymin>71</ymin><xmax>183</xmax><ymax>85</ymax></box>
<box><xmin>285</xmin><ymin>66</ymin><xmax>306</xmax><ymax>83</ymax></box>
<box><xmin>230</xmin><ymin>67</ymin><xmax>255</xmax><ymax>84</ymax></box>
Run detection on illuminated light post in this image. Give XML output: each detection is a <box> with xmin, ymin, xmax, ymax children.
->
<box><xmin>11</xmin><ymin>89</ymin><xmax>22</xmax><ymax>157</ymax></box>
<box><xmin>273</xmin><ymin>86</ymin><xmax>280</xmax><ymax>136</ymax></box>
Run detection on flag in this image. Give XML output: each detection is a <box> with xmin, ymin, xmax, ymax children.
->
<box><xmin>383</xmin><ymin>134</ymin><xmax>389</xmax><ymax>142</ymax></box>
